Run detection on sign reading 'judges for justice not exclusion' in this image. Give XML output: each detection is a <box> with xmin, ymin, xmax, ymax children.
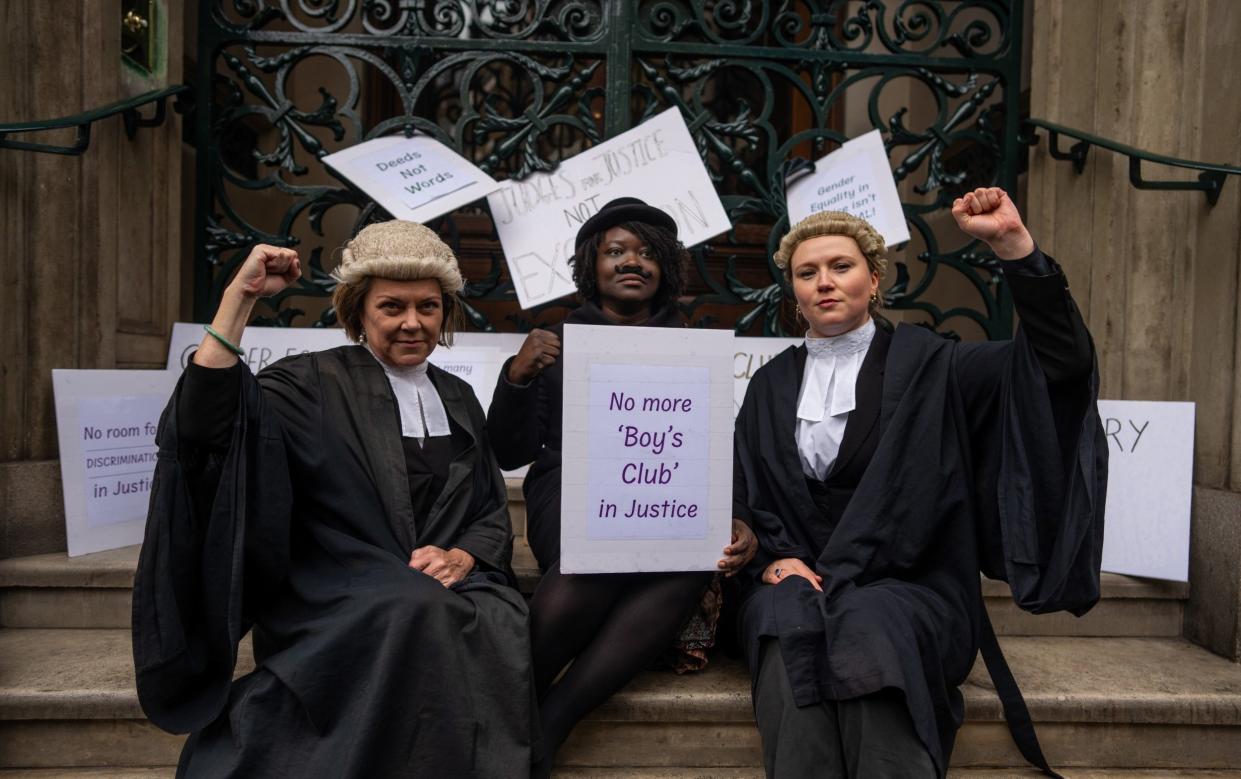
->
<box><xmin>560</xmin><ymin>325</ymin><xmax>734</xmax><ymax>573</ymax></box>
<box><xmin>488</xmin><ymin>108</ymin><xmax>731</xmax><ymax>310</ymax></box>
<box><xmin>53</xmin><ymin>369</ymin><xmax>181</xmax><ymax>557</ymax></box>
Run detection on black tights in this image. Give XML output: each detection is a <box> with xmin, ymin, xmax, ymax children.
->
<box><xmin>529</xmin><ymin>561</ymin><xmax>710</xmax><ymax>774</ymax></box>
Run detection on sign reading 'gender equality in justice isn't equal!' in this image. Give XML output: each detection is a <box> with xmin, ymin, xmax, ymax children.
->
<box><xmin>488</xmin><ymin>108</ymin><xmax>732</xmax><ymax>310</ymax></box>
<box><xmin>785</xmin><ymin>129</ymin><xmax>911</xmax><ymax>247</ymax></box>
<box><xmin>559</xmin><ymin>325</ymin><xmax>734</xmax><ymax>573</ymax></box>
<box><xmin>321</xmin><ymin>134</ymin><xmax>501</xmax><ymax>224</ymax></box>
<box><xmin>52</xmin><ymin>369</ymin><xmax>181</xmax><ymax>557</ymax></box>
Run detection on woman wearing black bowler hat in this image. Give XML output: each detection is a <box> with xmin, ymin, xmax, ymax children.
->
<box><xmin>488</xmin><ymin>197</ymin><xmax>758</xmax><ymax>776</ymax></box>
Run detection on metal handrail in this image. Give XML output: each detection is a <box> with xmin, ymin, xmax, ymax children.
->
<box><xmin>1021</xmin><ymin>117</ymin><xmax>1241</xmax><ymax>206</ymax></box>
<box><xmin>0</xmin><ymin>84</ymin><xmax>191</xmax><ymax>156</ymax></box>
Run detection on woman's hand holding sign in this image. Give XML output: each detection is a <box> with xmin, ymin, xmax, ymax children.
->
<box><xmin>717</xmin><ymin>519</ymin><xmax>757</xmax><ymax>576</ymax></box>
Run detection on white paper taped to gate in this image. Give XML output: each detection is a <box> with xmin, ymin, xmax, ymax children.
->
<box><xmin>487</xmin><ymin>108</ymin><xmax>731</xmax><ymax>310</ymax></box>
<box><xmin>322</xmin><ymin>135</ymin><xmax>501</xmax><ymax>224</ymax></box>
<box><xmin>785</xmin><ymin>129</ymin><xmax>910</xmax><ymax>247</ymax></box>
<box><xmin>560</xmin><ymin>325</ymin><xmax>733</xmax><ymax>573</ymax></box>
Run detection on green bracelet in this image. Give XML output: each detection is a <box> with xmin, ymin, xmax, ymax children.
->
<box><xmin>204</xmin><ymin>324</ymin><xmax>246</xmax><ymax>357</ymax></box>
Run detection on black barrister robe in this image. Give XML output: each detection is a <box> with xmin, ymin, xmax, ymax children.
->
<box><xmin>487</xmin><ymin>300</ymin><xmax>684</xmax><ymax>568</ymax></box>
<box><xmin>734</xmin><ymin>257</ymin><xmax>1107</xmax><ymax>775</ymax></box>
<box><xmin>132</xmin><ymin>345</ymin><xmax>535</xmax><ymax>778</ymax></box>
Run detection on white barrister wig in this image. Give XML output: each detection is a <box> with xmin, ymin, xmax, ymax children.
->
<box><xmin>333</xmin><ymin>220</ymin><xmax>465</xmax><ymax>294</ymax></box>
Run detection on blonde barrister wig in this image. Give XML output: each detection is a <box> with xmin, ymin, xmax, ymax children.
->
<box><xmin>332</xmin><ymin>220</ymin><xmax>466</xmax><ymax>345</ymax></box>
<box><xmin>773</xmin><ymin>210</ymin><xmax>889</xmax><ymax>316</ymax></box>
<box><xmin>774</xmin><ymin>211</ymin><xmax>888</xmax><ymax>279</ymax></box>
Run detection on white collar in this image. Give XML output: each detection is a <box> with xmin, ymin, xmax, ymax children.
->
<box><xmin>367</xmin><ymin>346</ymin><xmax>452</xmax><ymax>440</ymax></box>
<box><xmin>796</xmin><ymin>319</ymin><xmax>875</xmax><ymax>422</ymax></box>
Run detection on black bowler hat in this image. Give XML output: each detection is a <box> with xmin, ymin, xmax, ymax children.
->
<box><xmin>574</xmin><ymin>197</ymin><xmax>678</xmax><ymax>250</ymax></box>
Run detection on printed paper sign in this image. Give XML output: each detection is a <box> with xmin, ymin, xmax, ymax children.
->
<box><xmin>166</xmin><ymin>323</ymin><xmax>523</xmax><ymax>417</ymax></box>
<box><xmin>53</xmin><ymin>369</ymin><xmax>180</xmax><ymax>556</ymax></box>
<box><xmin>322</xmin><ymin>135</ymin><xmax>501</xmax><ymax>224</ymax></box>
<box><xmin>487</xmin><ymin>108</ymin><xmax>731</xmax><ymax>309</ymax></box>
<box><xmin>1098</xmin><ymin>400</ymin><xmax>1194</xmax><ymax>582</ymax></box>
<box><xmin>733</xmin><ymin>337</ymin><xmax>801</xmax><ymax>416</ymax></box>
<box><xmin>560</xmin><ymin>325</ymin><xmax>733</xmax><ymax>573</ymax></box>
<box><xmin>166</xmin><ymin>323</ymin><xmax>527</xmax><ymax>474</ymax></box>
<box><xmin>785</xmin><ymin>129</ymin><xmax>911</xmax><ymax>247</ymax></box>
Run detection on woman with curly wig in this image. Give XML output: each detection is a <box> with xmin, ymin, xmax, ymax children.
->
<box><xmin>488</xmin><ymin>197</ymin><xmax>758</xmax><ymax>777</ymax></box>
<box><xmin>133</xmin><ymin>221</ymin><xmax>536</xmax><ymax>777</ymax></box>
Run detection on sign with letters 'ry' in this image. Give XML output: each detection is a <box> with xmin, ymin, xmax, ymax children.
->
<box><xmin>1098</xmin><ymin>399</ymin><xmax>1194</xmax><ymax>582</ymax></box>
<box><xmin>488</xmin><ymin>108</ymin><xmax>731</xmax><ymax>310</ymax></box>
<box><xmin>559</xmin><ymin>325</ymin><xmax>734</xmax><ymax>573</ymax></box>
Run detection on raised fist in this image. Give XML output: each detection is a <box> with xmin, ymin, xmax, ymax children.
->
<box><xmin>232</xmin><ymin>244</ymin><xmax>302</xmax><ymax>299</ymax></box>
<box><xmin>951</xmin><ymin>187</ymin><xmax>1035</xmax><ymax>260</ymax></box>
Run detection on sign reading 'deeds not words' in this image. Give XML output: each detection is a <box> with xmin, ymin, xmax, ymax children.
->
<box><xmin>321</xmin><ymin>135</ymin><xmax>501</xmax><ymax>224</ymax></box>
<box><xmin>487</xmin><ymin>108</ymin><xmax>732</xmax><ymax>310</ymax></box>
<box><xmin>785</xmin><ymin>129</ymin><xmax>911</xmax><ymax>247</ymax></box>
<box><xmin>1098</xmin><ymin>400</ymin><xmax>1194</xmax><ymax>582</ymax></box>
<box><xmin>53</xmin><ymin>369</ymin><xmax>181</xmax><ymax>557</ymax></box>
<box><xmin>560</xmin><ymin>325</ymin><xmax>734</xmax><ymax>573</ymax></box>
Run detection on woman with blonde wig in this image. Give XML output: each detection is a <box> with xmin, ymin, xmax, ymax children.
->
<box><xmin>733</xmin><ymin>189</ymin><xmax>1106</xmax><ymax>778</ymax></box>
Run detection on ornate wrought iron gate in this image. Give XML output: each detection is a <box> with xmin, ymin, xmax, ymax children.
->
<box><xmin>194</xmin><ymin>1</ymin><xmax>1025</xmax><ymax>338</ymax></box>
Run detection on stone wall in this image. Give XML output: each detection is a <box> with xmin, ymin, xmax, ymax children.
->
<box><xmin>0</xmin><ymin>1</ymin><xmax>185</xmax><ymax>557</ymax></box>
<box><xmin>1027</xmin><ymin>0</ymin><xmax>1241</xmax><ymax>659</ymax></box>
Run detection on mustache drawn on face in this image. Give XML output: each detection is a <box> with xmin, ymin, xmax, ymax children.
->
<box><xmin>614</xmin><ymin>264</ymin><xmax>653</xmax><ymax>279</ymax></box>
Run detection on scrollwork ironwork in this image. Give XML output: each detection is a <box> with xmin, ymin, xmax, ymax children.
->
<box><xmin>195</xmin><ymin>0</ymin><xmax>1025</xmax><ymax>339</ymax></box>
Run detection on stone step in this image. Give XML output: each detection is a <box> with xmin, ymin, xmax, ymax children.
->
<box><xmin>0</xmin><ymin>538</ymin><xmax>1188</xmax><ymax>638</ymax></box>
<box><xmin>1</xmin><ymin>630</ymin><xmax>1238</xmax><ymax>771</ymax></box>
<box><xmin>551</xmin><ymin>773</ymin><xmax>1241</xmax><ymax>778</ymax></box>
<box><xmin>0</xmin><ymin>770</ymin><xmax>1239</xmax><ymax>779</ymax></box>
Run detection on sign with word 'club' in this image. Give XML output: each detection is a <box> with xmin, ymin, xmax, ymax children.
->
<box><xmin>559</xmin><ymin>324</ymin><xmax>733</xmax><ymax>573</ymax></box>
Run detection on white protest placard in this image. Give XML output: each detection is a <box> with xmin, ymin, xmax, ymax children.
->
<box><xmin>1098</xmin><ymin>400</ymin><xmax>1195</xmax><ymax>582</ymax></box>
<box><xmin>560</xmin><ymin>325</ymin><xmax>733</xmax><ymax>573</ymax></box>
<box><xmin>167</xmin><ymin>323</ymin><xmax>528</xmax><ymax>474</ymax></box>
<box><xmin>166</xmin><ymin>323</ymin><xmax>524</xmax><ymax>418</ymax></box>
<box><xmin>53</xmin><ymin>369</ymin><xmax>180</xmax><ymax>557</ymax></box>
<box><xmin>488</xmin><ymin>108</ymin><xmax>731</xmax><ymax>310</ymax></box>
<box><xmin>733</xmin><ymin>336</ymin><xmax>801</xmax><ymax>416</ymax></box>
<box><xmin>322</xmin><ymin>135</ymin><xmax>501</xmax><ymax>224</ymax></box>
<box><xmin>786</xmin><ymin>129</ymin><xmax>910</xmax><ymax>247</ymax></box>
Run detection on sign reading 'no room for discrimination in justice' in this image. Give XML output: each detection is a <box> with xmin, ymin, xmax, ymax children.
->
<box><xmin>53</xmin><ymin>369</ymin><xmax>181</xmax><ymax>557</ymax></box>
<box><xmin>785</xmin><ymin>129</ymin><xmax>911</xmax><ymax>247</ymax></box>
<box><xmin>559</xmin><ymin>325</ymin><xmax>734</xmax><ymax>573</ymax></box>
<box><xmin>322</xmin><ymin>134</ymin><xmax>502</xmax><ymax>224</ymax></box>
<box><xmin>487</xmin><ymin>108</ymin><xmax>732</xmax><ymax>310</ymax></box>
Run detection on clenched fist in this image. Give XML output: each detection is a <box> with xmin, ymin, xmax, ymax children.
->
<box><xmin>951</xmin><ymin>187</ymin><xmax>1035</xmax><ymax>261</ymax></box>
<box><xmin>232</xmin><ymin>244</ymin><xmax>302</xmax><ymax>299</ymax></box>
<box><xmin>507</xmin><ymin>329</ymin><xmax>562</xmax><ymax>385</ymax></box>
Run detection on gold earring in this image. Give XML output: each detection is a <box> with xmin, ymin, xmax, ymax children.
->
<box><xmin>870</xmin><ymin>290</ymin><xmax>879</xmax><ymax>304</ymax></box>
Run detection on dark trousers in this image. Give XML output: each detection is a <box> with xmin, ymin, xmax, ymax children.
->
<box><xmin>753</xmin><ymin>638</ymin><xmax>936</xmax><ymax>779</ymax></box>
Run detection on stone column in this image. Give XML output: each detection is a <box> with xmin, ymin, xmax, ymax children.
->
<box><xmin>1027</xmin><ymin>0</ymin><xmax>1241</xmax><ymax>659</ymax></box>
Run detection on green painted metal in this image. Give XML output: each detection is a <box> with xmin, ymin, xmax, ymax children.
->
<box><xmin>0</xmin><ymin>85</ymin><xmax>190</xmax><ymax>156</ymax></box>
<box><xmin>193</xmin><ymin>0</ymin><xmax>1027</xmax><ymax>338</ymax></box>
<box><xmin>1023</xmin><ymin>117</ymin><xmax>1241</xmax><ymax>207</ymax></box>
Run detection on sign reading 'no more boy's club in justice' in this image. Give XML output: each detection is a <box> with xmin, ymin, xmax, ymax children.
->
<box><xmin>488</xmin><ymin>108</ymin><xmax>732</xmax><ymax>310</ymax></box>
<box><xmin>560</xmin><ymin>325</ymin><xmax>734</xmax><ymax>573</ymax></box>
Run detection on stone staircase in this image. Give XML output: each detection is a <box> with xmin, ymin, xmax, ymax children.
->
<box><xmin>2</xmin><ymin>483</ymin><xmax>1240</xmax><ymax>777</ymax></box>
